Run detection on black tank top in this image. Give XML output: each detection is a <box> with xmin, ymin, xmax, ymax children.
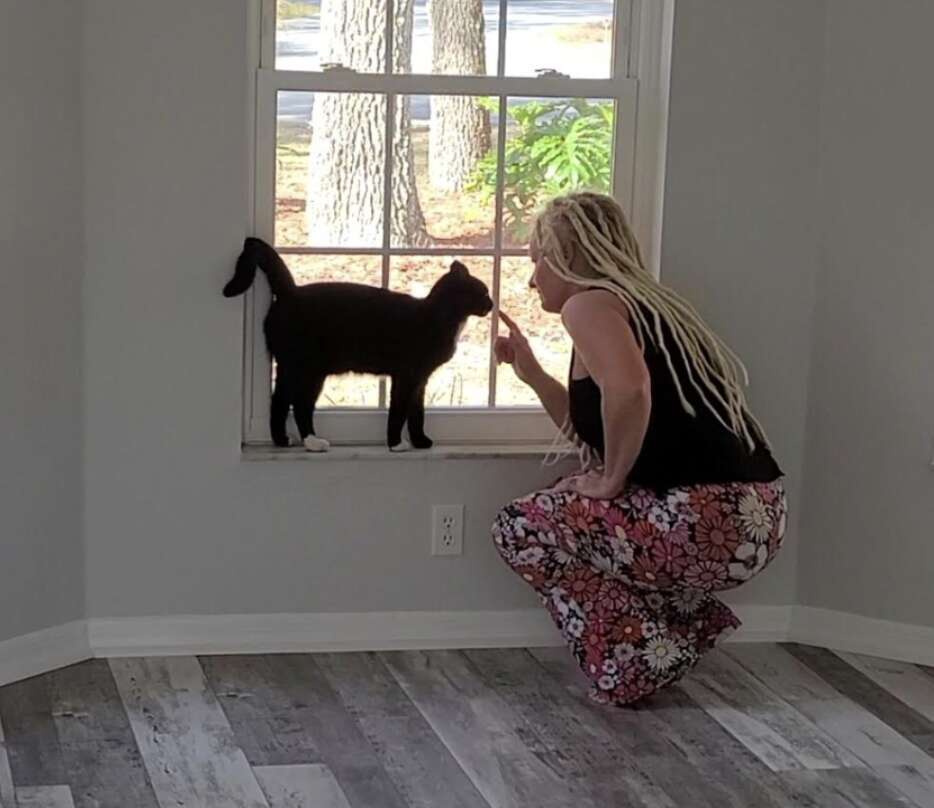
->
<box><xmin>568</xmin><ymin>319</ymin><xmax>782</xmax><ymax>493</ymax></box>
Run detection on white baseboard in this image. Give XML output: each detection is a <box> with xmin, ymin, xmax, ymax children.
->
<box><xmin>3</xmin><ymin>605</ymin><xmax>933</xmax><ymax>686</ymax></box>
<box><xmin>87</xmin><ymin>609</ymin><xmax>567</xmax><ymax>657</ymax></box>
<box><xmin>727</xmin><ymin>604</ymin><xmax>794</xmax><ymax>643</ymax></box>
<box><xmin>0</xmin><ymin>621</ymin><xmax>90</xmax><ymax>688</ymax></box>
<box><xmin>790</xmin><ymin>606</ymin><xmax>934</xmax><ymax>667</ymax></box>
<box><xmin>88</xmin><ymin>604</ymin><xmax>789</xmax><ymax>659</ymax></box>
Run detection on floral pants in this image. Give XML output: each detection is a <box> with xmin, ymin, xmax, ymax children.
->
<box><xmin>492</xmin><ymin>478</ymin><xmax>786</xmax><ymax>706</ymax></box>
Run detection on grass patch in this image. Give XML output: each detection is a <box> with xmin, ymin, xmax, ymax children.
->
<box><xmin>277</xmin><ymin>0</ymin><xmax>320</xmax><ymax>21</ymax></box>
<box><xmin>554</xmin><ymin>21</ymin><xmax>611</xmax><ymax>45</ymax></box>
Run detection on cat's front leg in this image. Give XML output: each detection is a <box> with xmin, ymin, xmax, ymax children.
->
<box><xmin>387</xmin><ymin>375</ymin><xmax>416</xmax><ymax>451</ymax></box>
<box><xmin>406</xmin><ymin>383</ymin><xmax>433</xmax><ymax>450</ymax></box>
<box><xmin>285</xmin><ymin>412</ymin><xmax>302</xmax><ymax>446</ymax></box>
<box><xmin>294</xmin><ymin>370</ymin><xmax>330</xmax><ymax>453</ymax></box>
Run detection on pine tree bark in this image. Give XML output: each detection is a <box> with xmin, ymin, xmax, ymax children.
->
<box><xmin>306</xmin><ymin>0</ymin><xmax>428</xmax><ymax>247</ymax></box>
<box><xmin>428</xmin><ymin>0</ymin><xmax>490</xmax><ymax>192</ymax></box>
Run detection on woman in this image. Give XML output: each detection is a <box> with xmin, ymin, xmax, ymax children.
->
<box><xmin>492</xmin><ymin>192</ymin><xmax>785</xmax><ymax>706</ymax></box>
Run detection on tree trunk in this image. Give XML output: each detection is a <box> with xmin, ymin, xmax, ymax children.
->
<box><xmin>307</xmin><ymin>0</ymin><xmax>428</xmax><ymax>247</ymax></box>
<box><xmin>390</xmin><ymin>0</ymin><xmax>429</xmax><ymax>247</ymax></box>
<box><xmin>428</xmin><ymin>0</ymin><xmax>490</xmax><ymax>192</ymax></box>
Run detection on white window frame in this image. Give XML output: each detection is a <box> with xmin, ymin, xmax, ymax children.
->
<box><xmin>241</xmin><ymin>0</ymin><xmax>674</xmax><ymax>446</ymax></box>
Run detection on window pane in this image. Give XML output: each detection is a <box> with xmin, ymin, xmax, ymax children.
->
<box><xmin>389</xmin><ymin>256</ymin><xmax>494</xmax><ymax>407</ymax></box>
<box><xmin>505</xmin><ymin>0</ymin><xmax>615</xmax><ymax>79</ymax></box>
<box><xmin>277</xmin><ymin>254</ymin><xmax>382</xmax><ymax>408</ymax></box>
<box><xmin>496</xmin><ymin>257</ymin><xmax>572</xmax><ymax>406</ymax></box>
<box><xmin>395</xmin><ymin>0</ymin><xmax>500</xmax><ymax>76</ymax></box>
<box><xmin>276</xmin><ymin>91</ymin><xmax>386</xmax><ymax>248</ymax></box>
<box><xmin>276</xmin><ymin>1</ymin><xmax>388</xmax><ymax>73</ymax></box>
<box><xmin>392</xmin><ymin>95</ymin><xmax>497</xmax><ymax>249</ymax></box>
<box><xmin>275</xmin><ymin>1</ymin><xmax>616</xmax><ymax>78</ymax></box>
<box><xmin>501</xmin><ymin>97</ymin><xmax>615</xmax><ymax>249</ymax></box>
<box><xmin>282</xmin><ymin>252</ymin><xmax>382</xmax><ymax>287</ymax></box>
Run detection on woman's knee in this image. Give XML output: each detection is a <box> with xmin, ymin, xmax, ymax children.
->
<box><xmin>491</xmin><ymin>500</ymin><xmax>529</xmax><ymax>562</ymax></box>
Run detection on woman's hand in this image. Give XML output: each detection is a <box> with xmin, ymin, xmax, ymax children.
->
<box><xmin>494</xmin><ymin>312</ymin><xmax>544</xmax><ymax>386</ymax></box>
<box><xmin>552</xmin><ymin>470</ymin><xmax>626</xmax><ymax>500</ymax></box>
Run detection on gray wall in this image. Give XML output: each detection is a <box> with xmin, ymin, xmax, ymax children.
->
<box><xmin>80</xmin><ymin>0</ymin><xmax>562</xmax><ymax>619</ymax></box>
<box><xmin>84</xmin><ymin>0</ymin><xmax>820</xmax><ymax>616</ymax></box>
<box><xmin>662</xmin><ymin>0</ymin><xmax>825</xmax><ymax>604</ymax></box>
<box><xmin>0</xmin><ymin>2</ymin><xmax>85</xmax><ymax>641</ymax></box>
<box><xmin>78</xmin><ymin>0</ymin><xmax>822</xmax><ymax>619</ymax></box>
<box><xmin>798</xmin><ymin>0</ymin><xmax>934</xmax><ymax>625</ymax></box>
<box><xmin>5</xmin><ymin>0</ymin><xmax>926</xmax><ymax>639</ymax></box>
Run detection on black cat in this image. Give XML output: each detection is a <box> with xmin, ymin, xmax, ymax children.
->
<box><xmin>224</xmin><ymin>238</ymin><xmax>493</xmax><ymax>451</ymax></box>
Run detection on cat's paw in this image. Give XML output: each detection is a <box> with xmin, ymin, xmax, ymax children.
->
<box><xmin>389</xmin><ymin>439</ymin><xmax>412</xmax><ymax>453</ymax></box>
<box><xmin>286</xmin><ymin>413</ymin><xmax>302</xmax><ymax>445</ymax></box>
<box><xmin>410</xmin><ymin>435</ymin><xmax>434</xmax><ymax>450</ymax></box>
<box><xmin>303</xmin><ymin>435</ymin><xmax>330</xmax><ymax>453</ymax></box>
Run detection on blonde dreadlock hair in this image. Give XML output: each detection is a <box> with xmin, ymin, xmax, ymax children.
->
<box><xmin>536</xmin><ymin>192</ymin><xmax>769</xmax><ymax>463</ymax></box>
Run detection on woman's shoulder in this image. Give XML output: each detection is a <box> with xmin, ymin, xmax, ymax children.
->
<box><xmin>561</xmin><ymin>288</ymin><xmax>631</xmax><ymax>327</ymax></box>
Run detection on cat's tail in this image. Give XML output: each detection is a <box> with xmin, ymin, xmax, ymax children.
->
<box><xmin>223</xmin><ymin>237</ymin><xmax>296</xmax><ymax>298</ymax></box>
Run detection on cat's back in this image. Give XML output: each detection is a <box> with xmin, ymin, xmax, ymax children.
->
<box><xmin>288</xmin><ymin>281</ymin><xmax>419</xmax><ymax>318</ymax></box>
<box><xmin>265</xmin><ymin>281</ymin><xmax>423</xmax><ymax>344</ymax></box>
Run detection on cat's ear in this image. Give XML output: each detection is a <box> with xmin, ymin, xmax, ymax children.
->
<box><xmin>449</xmin><ymin>261</ymin><xmax>470</xmax><ymax>277</ymax></box>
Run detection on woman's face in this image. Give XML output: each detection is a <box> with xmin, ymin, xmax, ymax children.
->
<box><xmin>529</xmin><ymin>235</ymin><xmax>574</xmax><ymax>314</ymax></box>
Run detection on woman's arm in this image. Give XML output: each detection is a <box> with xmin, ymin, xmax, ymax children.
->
<box><xmin>495</xmin><ymin>312</ymin><xmax>569</xmax><ymax>429</ymax></box>
<box><xmin>527</xmin><ymin>368</ymin><xmax>569</xmax><ymax>430</ymax></box>
<box><xmin>560</xmin><ymin>291</ymin><xmax>651</xmax><ymax>497</ymax></box>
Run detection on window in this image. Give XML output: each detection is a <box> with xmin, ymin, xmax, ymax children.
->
<box><xmin>244</xmin><ymin>0</ymin><xmax>672</xmax><ymax>445</ymax></box>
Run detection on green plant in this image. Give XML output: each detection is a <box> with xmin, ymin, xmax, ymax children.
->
<box><xmin>467</xmin><ymin>98</ymin><xmax>614</xmax><ymax>241</ymax></box>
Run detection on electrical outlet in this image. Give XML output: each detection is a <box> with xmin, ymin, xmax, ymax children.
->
<box><xmin>431</xmin><ymin>504</ymin><xmax>464</xmax><ymax>556</ymax></box>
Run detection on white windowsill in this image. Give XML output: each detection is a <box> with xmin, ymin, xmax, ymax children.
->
<box><xmin>241</xmin><ymin>443</ymin><xmax>559</xmax><ymax>462</ymax></box>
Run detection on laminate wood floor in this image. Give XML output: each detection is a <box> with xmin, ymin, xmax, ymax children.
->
<box><xmin>1</xmin><ymin>644</ymin><xmax>932</xmax><ymax>807</ymax></box>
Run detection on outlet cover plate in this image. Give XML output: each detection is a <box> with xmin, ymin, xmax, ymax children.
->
<box><xmin>432</xmin><ymin>504</ymin><xmax>464</xmax><ymax>556</ymax></box>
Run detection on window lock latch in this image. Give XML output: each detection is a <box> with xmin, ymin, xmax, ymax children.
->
<box><xmin>535</xmin><ymin>68</ymin><xmax>570</xmax><ymax>79</ymax></box>
<box><xmin>322</xmin><ymin>62</ymin><xmax>357</xmax><ymax>74</ymax></box>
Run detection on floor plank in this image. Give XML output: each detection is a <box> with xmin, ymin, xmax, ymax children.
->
<box><xmin>869</xmin><ymin>763</ymin><xmax>934</xmax><ymax>808</ymax></box>
<box><xmin>0</xmin><ymin>672</ymin><xmax>66</xmax><ymax>786</ymax></box>
<box><xmin>201</xmin><ymin>655</ymin><xmax>322</xmax><ymax>767</ymax></box>
<box><xmin>678</xmin><ymin>650</ymin><xmax>863</xmax><ymax>771</ymax></box>
<box><xmin>838</xmin><ymin>653</ymin><xmax>934</xmax><ymax>726</ymax></box>
<box><xmin>382</xmin><ymin>649</ymin><xmax>581</xmax><ymax>808</ymax></box>
<box><xmin>779</xmin><ymin>768</ymin><xmax>917</xmax><ymax>808</ymax></box>
<box><xmin>645</xmin><ymin>690</ymin><xmax>821</xmax><ymax>806</ymax></box>
<box><xmin>727</xmin><ymin>645</ymin><xmax>934</xmax><ymax>806</ymax></box>
<box><xmin>254</xmin><ymin>764</ymin><xmax>352</xmax><ymax>808</ymax></box>
<box><xmin>727</xmin><ymin>644</ymin><xmax>934</xmax><ymax>767</ymax></box>
<box><xmin>524</xmin><ymin>646</ymin><xmax>794</xmax><ymax>808</ymax></box>
<box><xmin>314</xmin><ymin>652</ymin><xmax>490</xmax><ymax>808</ymax></box>
<box><xmin>109</xmin><ymin>656</ymin><xmax>269</xmax><ymax>808</ymax></box>
<box><xmin>15</xmin><ymin>785</ymin><xmax>76</xmax><ymax>808</ymax></box>
<box><xmin>234</xmin><ymin>654</ymin><xmax>411</xmax><ymax>808</ymax></box>
<box><xmin>470</xmin><ymin>647</ymin><xmax>688</xmax><ymax>808</ymax></box>
<box><xmin>786</xmin><ymin>645</ymin><xmax>934</xmax><ymax>741</ymax></box>
<box><xmin>906</xmin><ymin>733</ymin><xmax>934</xmax><ymax>756</ymax></box>
<box><xmin>0</xmin><ymin>715</ymin><xmax>15</xmax><ymax>808</ymax></box>
<box><xmin>49</xmin><ymin>660</ymin><xmax>159</xmax><ymax>808</ymax></box>
<box><xmin>0</xmin><ymin>661</ymin><xmax>159</xmax><ymax>807</ymax></box>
